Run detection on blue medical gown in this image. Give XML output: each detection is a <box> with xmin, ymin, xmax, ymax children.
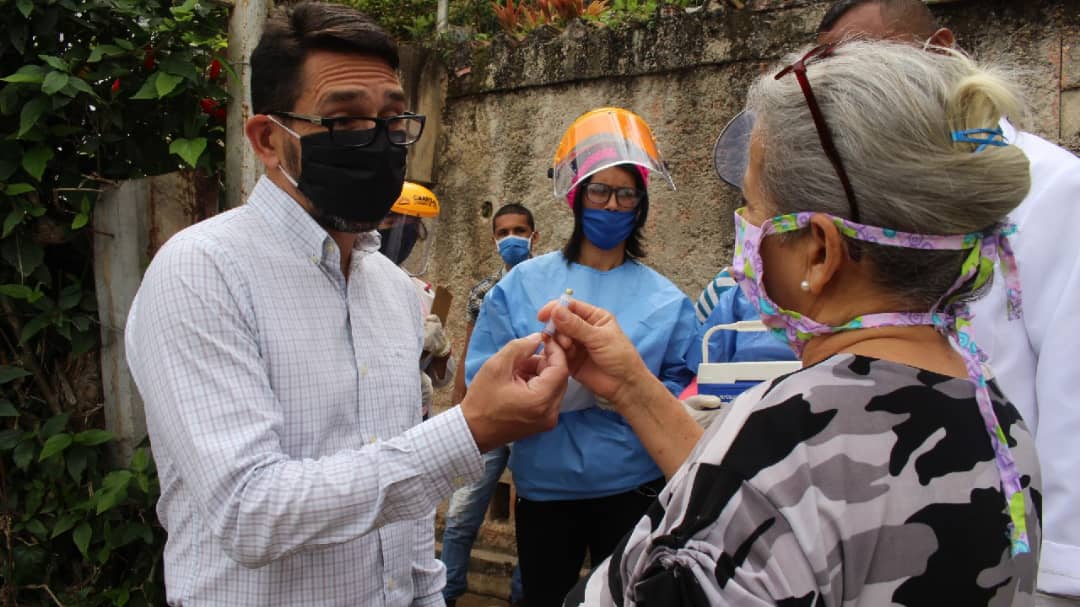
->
<box><xmin>465</xmin><ymin>251</ymin><xmax>696</xmax><ymax>501</ymax></box>
<box><xmin>685</xmin><ymin>284</ymin><xmax>796</xmax><ymax>373</ymax></box>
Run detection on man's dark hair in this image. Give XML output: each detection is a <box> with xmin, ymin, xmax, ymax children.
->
<box><xmin>250</xmin><ymin>2</ymin><xmax>399</xmax><ymax>116</ymax></box>
<box><xmin>562</xmin><ymin>167</ymin><xmax>649</xmax><ymax>264</ymax></box>
<box><xmin>492</xmin><ymin>203</ymin><xmax>535</xmax><ymax>232</ymax></box>
<box><xmin>818</xmin><ymin>0</ymin><xmax>939</xmax><ymax>39</ymax></box>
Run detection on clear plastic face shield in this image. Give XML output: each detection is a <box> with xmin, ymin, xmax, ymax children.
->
<box><xmin>378</xmin><ymin>183</ymin><xmax>439</xmax><ymax>277</ymax></box>
<box><xmin>551</xmin><ymin>107</ymin><xmax>675</xmax><ymax>203</ymax></box>
<box><xmin>712</xmin><ymin>110</ymin><xmax>755</xmax><ymax>190</ymax></box>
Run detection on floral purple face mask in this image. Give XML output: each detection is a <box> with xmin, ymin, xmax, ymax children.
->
<box><xmin>730</xmin><ymin>207</ymin><xmax>1030</xmax><ymax>556</ymax></box>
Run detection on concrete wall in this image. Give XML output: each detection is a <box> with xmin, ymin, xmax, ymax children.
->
<box><xmin>412</xmin><ymin>0</ymin><xmax>1080</xmax><ymax>408</ymax></box>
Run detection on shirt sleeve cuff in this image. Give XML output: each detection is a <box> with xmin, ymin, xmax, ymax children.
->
<box><xmin>405</xmin><ymin>406</ymin><xmax>484</xmax><ymax>506</ymax></box>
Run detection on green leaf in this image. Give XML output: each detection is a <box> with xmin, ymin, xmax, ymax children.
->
<box><xmin>2</xmin><ymin>236</ymin><xmax>44</xmax><ymax>277</ymax></box>
<box><xmin>21</xmin><ymin>144</ymin><xmax>54</xmax><ymax>181</ymax></box>
<box><xmin>39</xmin><ymin>433</ymin><xmax>72</xmax><ymax>460</ymax></box>
<box><xmin>25</xmin><ymin>519</ymin><xmax>48</xmax><ymax>538</ymax></box>
<box><xmin>87</xmin><ymin>44</ymin><xmax>124</xmax><ymax>63</ymax></box>
<box><xmin>71</xmin><ymin>328</ymin><xmax>95</xmax><ymax>355</ymax></box>
<box><xmin>1</xmin><ymin>65</ymin><xmax>46</xmax><ymax>84</ymax></box>
<box><xmin>0</xmin><ymin>429</ymin><xmax>21</xmax><ymax>450</ymax></box>
<box><xmin>58</xmin><ymin>283</ymin><xmax>81</xmax><ymax>310</ymax></box>
<box><xmin>130</xmin><ymin>73</ymin><xmax>158</xmax><ymax>100</ymax></box>
<box><xmin>19</xmin><ymin>313</ymin><xmax>51</xmax><ymax>345</ymax></box>
<box><xmin>130</xmin><ymin>447</ymin><xmax>149</xmax><ymax>472</ymax></box>
<box><xmin>38</xmin><ymin>55</ymin><xmax>68</xmax><ymax>72</ymax></box>
<box><xmin>15</xmin><ymin>0</ymin><xmax>32</xmax><ymax>18</ymax></box>
<box><xmin>0</xmin><ymin>401</ymin><xmax>17</xmax><ymax>417</ymax></box>
<box><xmin>0</xmin><ymin>284</ymin><xmax>33</xmax><ymax>300</ymax></box>
<box><xmin>103</xmin><ymin>470</ymin><xmax>133</xmax><ymax>491</ymax></box>
<box><xmin>71</xmin><ymin>314</ymin><xmax>91</xmax><ymax>332</ymax></box>
<box><xmin>2</xmin><ymin>209</ymin><xmax>25</xmax><ymax>238</ymax></box>
<box><xmin>155</xmin><ymin>72</ymin><xmax>184</xmax><ymax>98</ymax></box>
<box><xmin>159</xmin><ymin>56</ymin><xmax>199</xmax><ymax>81</ymax></box>
<box><xmin>13</xmin><ymin>440</ymin><xmax>35</xmax><ymax>469</ymax></box>
<box><xmin>18</xmin><ymin>96</ymin><xmax>48</xmax><ymax>138</ymax></box>
<box><xmin>51</xmin><ymin>513</ymin><xmax>80</xmax><ymax>538</ymax></box>
<box><xmin>66</xmin><ymin>444</ymin><xmax>89</xmax><ymax>481</ymax></box>
<box><xmin>71</xmin><ymin>213</ymin><xmax>89</xmax><ymax>230</ymax></box>
<box><xmin>95</xmin><ymin>487</ymin><xmax>128</xmax><ymax>514</ymax></box>
<box><xmin>113</xmin><ymin>38</ymin><xmax>135</xmax><ymax>51</ymax></box>
<box><xmin>0</xmin><ymin>365</ymin><xmax>31</xmax><ymax>384</ymax></box>
<box><xmin>74</xmin><ymin>429</ymin><xmax>112</xmax><ymax>446</ymax></box>
<box><xmin>136</xmin><ymin>472</ymin><xmax>151</xmax><ymax>494</ymax></box>
<box><xmin>41</xmin><ymin>71</ymin><xmax>69</xmax><ymax>95</ymax></box>
<box><xmin>4</xmin><ymin>183</ymin><xmax>34</xmax><ymax>196</ymax></box>
<box><xmin>73</xmin><ymin>521</ymin><xmax>91</xmax><ymax>557</ymax></box>
<box><xmin>66</xmin><ymin>76</ymin><xmax>96</xmax><ymax>97</ymax></box>
<box><xmin>41</xmin><ymin>412</ymin><xmax>69</xmax><ymax>438</ymax></box>
<box><xmin>169</xmin><ymin>137</ymin><xmax>207</xmax><ymax>168</ymax></box>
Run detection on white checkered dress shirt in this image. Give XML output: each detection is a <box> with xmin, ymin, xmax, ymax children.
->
<box><xmin>126</xmin><ymin>177</ymin><xmax>483</xmax><ymax>606</ymax></box>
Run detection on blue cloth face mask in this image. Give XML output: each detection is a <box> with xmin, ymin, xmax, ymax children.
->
<box><xmin>582</xmin><ymin>208</ymin><xmax>636</xmax><ymax>250</ymax></box>
<box><xmin>497</xmin><ymin>235</ymin><xmax>531</xmax><ymax>267</ymax></box>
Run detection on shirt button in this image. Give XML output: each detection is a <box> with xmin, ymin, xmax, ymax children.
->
<box><xmin>369</xmin><ymin>435</ymin><xmax>379</xmax><ymax>444</ymax></box>
<box><xmin>359</xmin><ymin>364</ymin><xmax>369</xmax><ymax>377</ymax></box>
<box><xmin>452</xmin><ymin>475</ymin><xmax>465</xmax><ymax>488</ymax></box>
<box><xmin>386</xmin><ymin>578</ymin><xmax>396</xmax><ymax>591</ymax></box>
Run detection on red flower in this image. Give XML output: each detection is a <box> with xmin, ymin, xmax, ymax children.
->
<box><xmin>143</xmin><ymin>46</ymin><xmax>155</xmax><ymax>70</ymax></box>
<box><xmin>110</xmin><ymin>79</ymin><xmax>121</xmax><ymax>94</ymax></box>
<box><xmin>211</xmin><ymin>107</ymin><xmax>227</xmax><ymax>122</ymax></box>
<box><xmin>199</xmin><ymin>98</ymin><xmax>218</xmax><ymax>114</ymax></box>
<box><xmin>208</xmin><ymin>59</ymin><xmax>222</xmax><ymax>81</ymax></box>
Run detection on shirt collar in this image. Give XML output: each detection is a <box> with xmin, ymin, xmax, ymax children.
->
<box><xmin>248</xmin><ymin>176</ymin><xmax>380</xmax><ymax>266</ymax></box>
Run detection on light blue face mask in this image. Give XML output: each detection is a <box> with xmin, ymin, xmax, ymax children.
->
<box><xmin>582</xmin><ymin>208</ymin><xmax>636</xmax><ymax>250</ymax></box>
<box><xmin>497</xmin><ymin>235</ymin><xmax>531</xmax><ymax>267</ymax></box>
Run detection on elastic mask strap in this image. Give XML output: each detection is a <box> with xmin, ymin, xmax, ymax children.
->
<box><xmin>951</xmin><ymin>127</ymin><xmax>1007</xmax><ymax>153</ymax></box>
<box><xmin>266</xmin><ymin>115</ymin><xmax>301</xmax><ymax>187</ymax></box>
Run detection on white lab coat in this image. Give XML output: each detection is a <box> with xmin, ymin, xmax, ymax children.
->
<box><xmin>971</xmin><ymin>121</ymin><xmax>1080</xmax><ymax>596</ymax></box>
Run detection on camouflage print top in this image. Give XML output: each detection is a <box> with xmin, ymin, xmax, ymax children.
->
<box><xmin>573</xmin><ymin>354</ymin><xmax>1042</xmax><ymax>607</ymax></box>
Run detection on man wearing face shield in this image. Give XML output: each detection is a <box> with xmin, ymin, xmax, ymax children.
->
<box><xmin>122</xmin><ymin>3</ymin><xmax>570</xmax><ymax>604</ymax></box>
<box><xmin>378</xmin><ymin>182</ymin><xmax>454</xmax><ymax>420</ymax></box>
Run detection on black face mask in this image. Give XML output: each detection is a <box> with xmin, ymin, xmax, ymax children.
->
<box><xmin>378</xmin><ymin>222</ymin><xmax>420</xmax><ymax>265</ymax></box>
<box><xmin>283</xmin><ymin>127</ymin><xmax>407</xmax><ymax>227</ymax></box>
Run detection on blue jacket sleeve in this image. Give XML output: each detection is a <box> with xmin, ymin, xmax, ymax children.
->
<box><xmin>657</xmin><ymin>297</ymin><xmax>697</xmax><ymax>396</ymax></box>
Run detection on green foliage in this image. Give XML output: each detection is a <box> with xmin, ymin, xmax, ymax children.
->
<box><xmin>340</xmin><ymin>0</ymin><xmax>704</xmax><ymax>42</ymax></box>
<box><xmin>0</xmin><ymin>0</ymin><xmax>229</xmax><ymax>603</ymax></box>
<box><xmin>342</xmin><ymin>0</ymin><xmax>442</xmax><ymax>40</ymax></box>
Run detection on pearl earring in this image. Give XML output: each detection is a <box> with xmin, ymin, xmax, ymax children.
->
<box><xmin>800</xmin><ymin>280</ymin><xmax>811</xmax><ymax>292</ymax></box>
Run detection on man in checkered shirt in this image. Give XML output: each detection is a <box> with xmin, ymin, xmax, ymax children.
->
<box><xmin>124</xmin><ymin>3</ymin><xmax>568</xmax><ymax>605</ymax></box>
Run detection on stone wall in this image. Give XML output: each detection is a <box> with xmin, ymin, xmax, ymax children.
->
<box><xmin>410</xmin><ymin>0</ymin><xmax>1080</xmax><ymax>409</ymax></box>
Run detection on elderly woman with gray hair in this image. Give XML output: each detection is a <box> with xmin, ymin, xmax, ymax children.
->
<box><xmin>537</xmin><ymin>40</ymin><xmax>1042</xmax><ymax>606</ymax></box>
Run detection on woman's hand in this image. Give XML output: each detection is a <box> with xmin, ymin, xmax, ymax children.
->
<box><xmin>538</xmin><ymin>298</ymin><xmax>703</xmax><ymax>476</ymax></box>
<box><xmin>461</xmin><ymin>333</ymin><xmax>570</xmax><ymax>453</ymax></box>
<box><xmin>537</xmin><ymin>298</ymin><xmax>650</xmax><ymax>408</ymax></box>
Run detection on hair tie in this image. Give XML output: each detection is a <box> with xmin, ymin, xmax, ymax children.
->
<box><xmin>952</xmin><ymin>127</ymin><xmax>1007</xmax><ymax>153</ymax></box>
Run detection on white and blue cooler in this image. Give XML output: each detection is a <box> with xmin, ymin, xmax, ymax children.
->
<box><xmin>696</xmin><ymin>321</ymin><xmax>801</xmax><ymax>404</ymax></box>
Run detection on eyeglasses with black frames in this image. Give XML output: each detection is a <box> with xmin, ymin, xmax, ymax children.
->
<box><xmin>270</xmin><ymin>112</ymin><xmax>426</xmax><ymax>147</ymax></box>
<box><xmin>583</xmin><ymin>182</ymin><xmax>644</xmax><ymax>210</ymax></box>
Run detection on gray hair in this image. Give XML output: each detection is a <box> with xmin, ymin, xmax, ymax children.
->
<box><xmin>746</xmin><ymin>41</ymin><xmax>1031</xmax><ymax>308</ymax></box>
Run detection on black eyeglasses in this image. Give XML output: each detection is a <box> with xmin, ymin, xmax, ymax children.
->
<box><xmin>271</xmin><ymin>111</ymin><xmax>425</xmax><ymax>146</ymax></box>
<box><xmin>583</xmin><ymin>183</ymin><xmax>644</xmax><ymax>209</ymax></box>
<box><xmin>774</xmin><ymin>43</ymin><xmax>860</xmax><ymax>222</ymax></box>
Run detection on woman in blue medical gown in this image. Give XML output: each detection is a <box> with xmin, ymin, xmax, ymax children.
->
<box><xmin>464</xmin><ymin>108</ymin><xmax>696</xmax><ymax>607</ymax></box>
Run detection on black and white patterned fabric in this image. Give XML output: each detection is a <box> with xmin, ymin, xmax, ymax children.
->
<box><xmin>573</xmin><ymin>354</ymin><xmax>1042</xmax><ymax>606</ymax></box>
